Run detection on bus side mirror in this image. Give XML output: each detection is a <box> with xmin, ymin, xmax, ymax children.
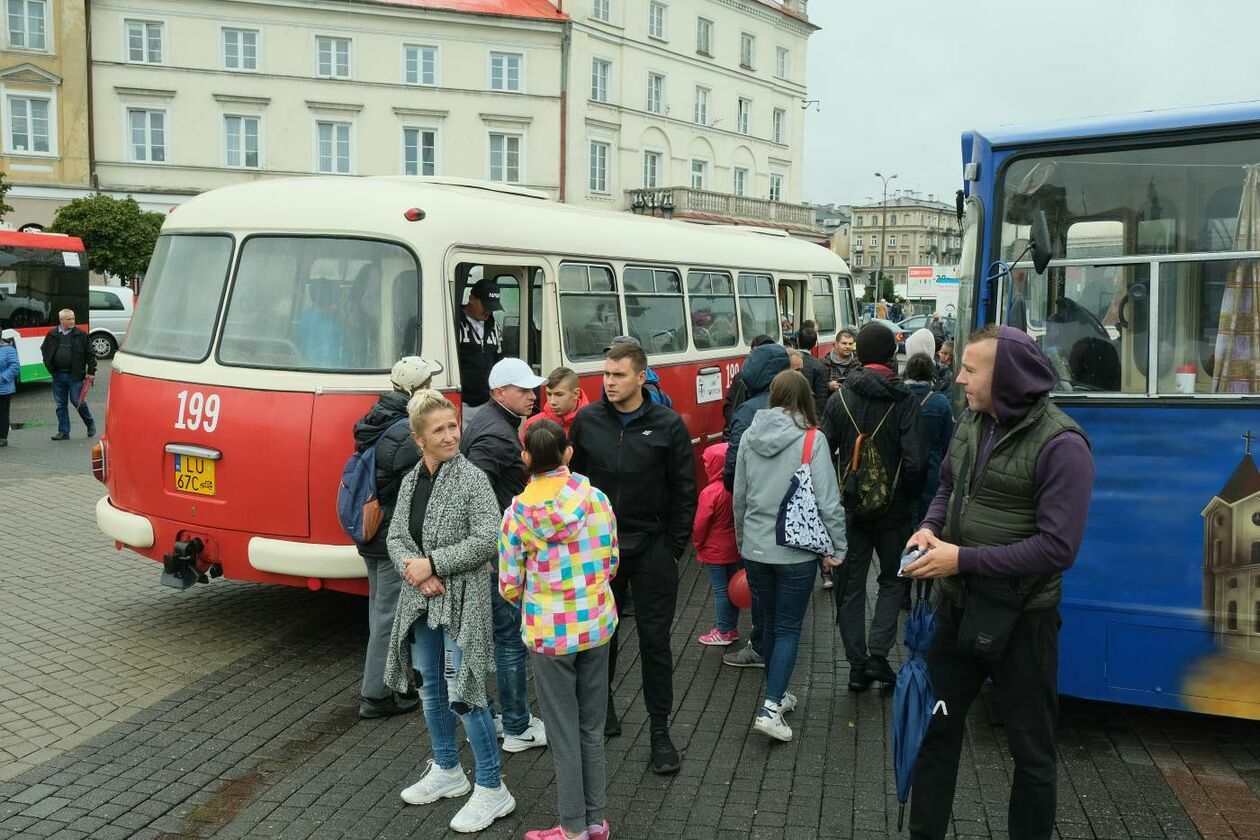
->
<box><xmin>1031</xmin><ymin>210</ymin><xmax>1052</xmax><ymax>275</ymax></box>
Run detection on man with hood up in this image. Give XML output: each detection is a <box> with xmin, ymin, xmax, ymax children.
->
<box><xmin>903</xmin><ymin>325</ymin><xmax>1094</xmax><ymax>840</ymax></box>
<box><xmin>820</xmin><ymin>322</ymin><xmax>927</xmax><ymax>691</ymax></box>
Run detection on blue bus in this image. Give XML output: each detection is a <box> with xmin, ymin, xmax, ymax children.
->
<box><xmin>958</xmin><ymin>102</ymin><xmax>1260</xmax><ymax>719</ymax></box>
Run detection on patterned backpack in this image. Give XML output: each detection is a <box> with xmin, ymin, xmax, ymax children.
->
<box><xmin>838</xmin><ymin>395</ymin><xmax>901</xmax><ymax>521</ymax></box>
<box><xmin>775</xmin><ymin>428</ymin><xmax>834</xmax><ymax>556</ymax></box>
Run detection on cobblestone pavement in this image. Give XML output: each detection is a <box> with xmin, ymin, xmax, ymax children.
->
<box><xmin>3</xmin><ymin>365</ymin><xmax>1260</xmax><ymax>839</ymax></box>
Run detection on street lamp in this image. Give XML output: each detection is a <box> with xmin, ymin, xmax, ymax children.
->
<box><xmin>874</xmin><ymin>172</ymin><xmax>897</xmax><ymax>300</ymax></box>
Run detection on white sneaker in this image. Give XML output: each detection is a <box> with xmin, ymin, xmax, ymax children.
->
<box><xmin>400</xmin><ymin>760</ymin><xmax>471</xmax><ymax>805</ymax></box>
<box><xmin>502</xmin><ymin>716</ymin><xmax>547</xmax><ymax>753</ymax></box>
<box><xmin>449</xmin><ymin>782</ymin><xmax>516</xmax><ymax>833</ymax></box>
<box><xmin>780</xmin><ymin>691</ymin><xmax>798</xmax><ymax>713</ymax></box>
<box><xmin>753</xmin><ymin>703</ymin><xmax>793</xmax><ymax>743</ymax></box>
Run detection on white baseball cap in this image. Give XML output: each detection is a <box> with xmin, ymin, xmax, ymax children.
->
<box><xmin>488</xmin><ymin>357</ymin><xmax>545</xmax><ymax>390</ymax></box>
<box><xmin>391</xmin><ymin>356</ymin><xmax>443</xmax><ymax>393</ymax></box>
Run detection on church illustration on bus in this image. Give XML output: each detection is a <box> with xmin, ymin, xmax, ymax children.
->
<box><xmin>1202</xmin><ymin>431</ymin><xmax>1260</xmax><ymax>662</ymax></box>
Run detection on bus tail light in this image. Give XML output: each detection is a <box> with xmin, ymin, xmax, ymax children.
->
<box><xmin>90</xmin><ymin>440</ymin><xmax>107</xmax><ymax>483</ymax></box>
<box><xmin>404</xmin><ymin>207</ymin><xmax>426</xmax><ymax>222</ymax></box>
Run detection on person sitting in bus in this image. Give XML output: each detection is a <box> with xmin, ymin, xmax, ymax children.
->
<box><xmin>352</xmin><ymin>356</ymin><xmax>442</xmax><ymax>721</ymax></box>
<box><xmin>820</xmin><ymin>328</ymin><xmax>861</xmax><ymax>394</ymax></box>
<box><xmin>456</xmin><ymin>279</ymin><xmax>506</xmax><ymax>429</ymax></box>
<box><xmin>40</xmin><ymin>308</ymin><xmax>96</xmax><ymax>440</ymax></box>
<box><xmin>523</xmin><ymin>367</ymin><xmax>590</xmax><ymax>439</ymax></box>
<box><xmin>296</xmin><ymin>279</ymin><xmax>345</xmax><ymax>368</ymax></box>
<box><xmin>461</xmin><ymin>357</ymin><xmax>550</xmax><ymax>755</ymax></box>
<box><xmin>384</xmin><ymin>390</ymin><xmax>517</xmax><ymax>834</ymax></box>
<box><xmin>0</xmin><ymin>328</ymin><xmax>18</xmax><ymax>447</ymax></box>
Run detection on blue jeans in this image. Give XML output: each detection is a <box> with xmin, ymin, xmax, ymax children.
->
<box><xmin>52</xmin><ymin>371</ymin><xmax>94</xmax><ymax>437</ymax></box>
<box><xmin>490</xmin><ymin>576</ymin><xmax>531</xmax><ymax>736</ymax></box>
<box><xmin>744</xmin><ymin>559</ymin><xmax>816</xmax><ymax>707</ymax></box>
<box><xmin>410</xmin><ymin>620</ymin><xmax>501</xmax><ymax>788</ymax></box>
<box><xmin>705</xmin><ymin>563</ymin><xmax>741</xmax><ymax>634</ymax></box>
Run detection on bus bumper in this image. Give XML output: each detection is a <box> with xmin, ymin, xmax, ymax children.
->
<box><xmin>247</xmin><ymin>537</ymin><xmax>366</xmax><ymax>579</ymax></box>
<box><xmin>96</xmin><ymin>496</ymin><xmax>155</xmax><ymax>549</ymax></box>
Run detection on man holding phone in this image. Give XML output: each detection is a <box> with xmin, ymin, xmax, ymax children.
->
<box><xmin>902</xmin><ymin>325</ymin><xmax>1094</xmax><ymax>840</ymax></box>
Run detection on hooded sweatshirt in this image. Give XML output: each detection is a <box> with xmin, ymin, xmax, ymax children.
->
<box><xmin>733</xmin><ymin>407</ymin><xmax>847</xmax><ymax>564</ymax></box>
<box><xmin>693</xmin><ymin>443</ymin><xmax>738</xmax><ymax>565</ymax></box>
<box><xmin>522</xmin><ymin>386</ymin><xmax>591</xmax><ymax>438</ymax></box>
<box><xmin>921</xmin><ymin>326</ymin><xmax>1095</xmax><ymax>577</ymax></box>
<box><xmin>723</xmin><ymin>343</ymin><xmax>791</xmax><ymax>490</ymax></box>
<box><xmin>905</xmin><ymin>328</ymin><xmax>936</xmax><ymax>363</ymax></box>
<box><xmin>498</xmin><ymin>466</ymin><xmax>619</xmax><ymax>655</ymax></box>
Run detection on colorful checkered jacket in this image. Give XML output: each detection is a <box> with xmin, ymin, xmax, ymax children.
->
<box><xmin>498</xmin><ymin>467</ymin><xmax>619</xmax><ymax>656</ymax></box>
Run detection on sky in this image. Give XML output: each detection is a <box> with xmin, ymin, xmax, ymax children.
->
<box><xmin>802</xmin><ymin>0</ymin><xmax>1260</xmax><ymax>208</ymax></box>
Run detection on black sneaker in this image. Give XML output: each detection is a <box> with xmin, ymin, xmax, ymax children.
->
<box><xmin>649</xmin><ymin>729</ymin><xmax>680</xmax><ymax>775</ymax></box>
<box><xmin>358</xmin><ymin>690</ymin><xmax>420</xmax><ymax>719</ymax></box>
<box><xmin>865</xmin><ymin>655</ymin><xmax>897</xmax><ymax>685</ymax></box>
<box><xmin>51</xmin><ymin>433</ymin><xmax>69</xmax><ymax>441</ymax></box>
<box><xmin>86</xmin><ymin>425</ymin><xmax>97</xmax><ymax>438</ymax></box>
<box><xmin>848</xmin><ymin>666</ymin><xmax>874</xmax><ymax>692</ymax></box>
<box><xmin>604</xmin><ymin>699</ymin><xmax>621</xmax><ymax>738</ymax></box>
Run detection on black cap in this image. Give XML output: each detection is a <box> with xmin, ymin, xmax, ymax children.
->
<box><xmin>469</xmin><ymin>279</ymin><xmax>503</xmax><ymax>311</ymax></box>
<box><xmin>856</xmin><ymin>322</ymin><xmax>897</xmax><ymax>365</ymax></box>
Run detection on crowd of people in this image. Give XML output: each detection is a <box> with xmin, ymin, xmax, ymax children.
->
<box><xmin>348</xmin><ymin>308</ymin><xmax>1095</xmax><ymax>840</ymax></box>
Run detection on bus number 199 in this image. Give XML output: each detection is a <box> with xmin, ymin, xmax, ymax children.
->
<box><xmin>175</xmin><ymin>390</ymin><xmax>221</xmax><ymax>433</ymax></box>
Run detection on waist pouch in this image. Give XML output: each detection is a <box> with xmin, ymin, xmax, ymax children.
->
<box><xmin>956</xmin><ymin>575</ymin><xmax>1042</xmax><ymax>663</ymax></box>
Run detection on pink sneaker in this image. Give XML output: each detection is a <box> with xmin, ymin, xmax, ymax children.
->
<box><xmin>588</xmin><ymin>821</ymin><xmax>611</xmax><ymax>839</ymax></box>
<box><xmin>698</xmin><ymin>628</ymin><xmax>739</xmax><ymax>646</ymax></box>
<box><xmin>524</xmin><ymin>827</ymin><xmax>588</xmax><ymax>840</ymax></box>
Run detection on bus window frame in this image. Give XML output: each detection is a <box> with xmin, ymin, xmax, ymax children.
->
<box><xmin>214</xmin><ymin>232</ymin><xmax>421</xmax><ymax>374</ymax></box>
<box><xmin>558</xmin><ymin>259</ymin><xmax>621</xmax><ymax>365</ymax></box>
<box><xmin>622</xmin><ymin>264</ymin><xmax>689</xmax><ymax>357</ymax></box>
<box><xmin>685</xmin><ymin>267</ymin><xmax>739</xmax><ymax>352</ymax></box>
<box><xmin>736</xmin><ymin>271</ymin><xmax>779</xmax><ymax>345</ymax></box>
<box><xmin>125</xmin><ymin>232</ymin><xmax>237</xmax><ymax>366</ymax></box>
<box><xmin>809</xmin><ymin>273</ymin><xmax>837</xmax><ymax>333</ymax></box>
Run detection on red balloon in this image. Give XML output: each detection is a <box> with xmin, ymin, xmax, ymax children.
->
<box><xmin>728</xmin><ymin>568</ymin><xmax>752</xmax><ymax>610</ymax></box>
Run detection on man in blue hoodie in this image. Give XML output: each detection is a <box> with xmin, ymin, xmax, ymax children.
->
<box><xmin>904</xmin><ymin>325</ymin><xmax>1095</xmax><ymax>840</ymax></box>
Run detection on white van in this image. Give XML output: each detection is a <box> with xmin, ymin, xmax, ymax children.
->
<box><xmin>88</xmin><ymin>286</ymin><xmax>135</xmax><ymax>358</ymax></box>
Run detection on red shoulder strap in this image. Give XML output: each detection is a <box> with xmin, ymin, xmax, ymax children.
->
<box><xmin>802</xmin><ymin>428</ymin><xmax>816</xmax><ymax>465</ymax></box>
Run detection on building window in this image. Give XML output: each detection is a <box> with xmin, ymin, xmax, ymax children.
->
<box><xmin>403</xmin><ymin>127</ymin><xmax>437</xmax><ymax>176</ymax></box>
<box><xmin>126</xmin><ymin>20</ymin><xmax>163</xmax><ymax>64</ymax></box>
<box><xmin>648</xmin><ymin>2</ymin><xmax>666</xmax><ymax>40</ymax></box>
<box><xmin>589</xmin><ymin>140</ymin><xmax>609</xmax><ymax>194</ymax></box>
<box><xmin>1227</xmin><ymin>601</ymin><xmax>1238</xmax><ymax>631</ymax></box>
<box><xmin>772</xmin><ymin>108</ymin><xmax>785</xmax><ymax>144</ymax></box>
<box><xmin>646</xmin><ymin>72</ymin><xmax>665</xmax><ymax>114</ymax></box>
<box><xmin>889</xmin><ymin>235</ymin><xmax>897</xmax><ymax>246</ymax></box>
<box><xmin>775</xmin><ymin>46</ymin><xmax>788</xmax><ymax>79</ymax></box>
<box><xmin>490</xmin><ymin>52</ymin><xmax>522</xmax><ymax>92</ymax></box>
<box><xmin>855</xmin><ymin>216</ymin><xmax>862</xmax><ymax>226</ymax></box>
<box><xmin>224</xmin><ymin>115</ymin><xmax>259</xmax><ymax>168</ymax></box>
<box><xmin>890</xmin><ymin>213</ymin><xmax>898</xmax><ymax>225</ymax></box>
<box><xmin>592</xmin><ymin>0</ymin><xmax>610</xmax><ymax>22</ymax></box>
<box><xmin>889</xmin><ymin>255</ymin><xmax>897</xmax><ymax>267</ymax></box>
<box><xmin>127</xmin><ymin>108</ymin><xmax>166</xmax><ymax>163</ymax></box>
<box><xmin>316</xmin><ymin>36</ymin><xmax>350</xmax><ymax>78</ymax></box>
<box><xmin>643</xmin><ymin>150</ymin><xmax>661</xmax><ymax>188</ymax></box>
<box><xmin>591</xmin><ymin>58</ymin><xmax>610</xmax><ymax>102</ymax></box>
<box><xmin>8</xmin><ymin>0</ymin><xmax>45</xmax><ymax>50</ymax></box>
<box><xmin>733</xmin><ymin>167</ymin><xmax>747</xmax><ymax>197</ymax></box>
<box><xmin>693</xmin><ymin>86</ymin><xmax>709</xmax><ymax>125</ymax></box>
<box><xmin>769</xmin><ymin>173</ymin><xmax>783</xmax><ymax>202</ymax></box>
<box><xmin>6</xmin><ymin>94</ymin><xmax>51</xmax><ymax>154</ymax></box>
<box><xmin>696</xmin><ymin>17</ymin><xmax>712</xmax><ymax>55</ymax></box>
<box><xmin>691</xmin><ymin>158</ymin><xmax>707</xmax><ymax>189</ymax></box>
<box><xmin>223</xmin><ymin>28</ymin><xmax>259</xmax><ymax>71</ymax></box>
<box><xmin>737</xmin><ymin>97</ymin><xmax>751</xmax><ymax>134</ymax></box>
<box><xmin>489</xmin><ymin>132</ymin><xmax>521</xmax><ymax>183</ymax></box>
<box><xmin>855</xmin><ymin>255</ymin><xmax>863</xmax><ymax>267</ymax></box>
<box><xmin>316</xmin><ymin>121</ymin><xmax>351</xmax><ymax>174</ymax></box>
<box><xmin>740</xmin><ymin>32</ymin><xmax>755</xmax><ymax>69</ymax></box>
<box><xmin>870</xmin><ymin>235</ymin><xmax>877</xmax><ymax>246</ymax></box>
<box><xmin>404</xmin><ymin>45</ymin><xmax>437</xmax><ymax>86</ymax></box>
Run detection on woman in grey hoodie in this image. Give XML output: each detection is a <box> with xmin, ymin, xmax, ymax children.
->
<box><xmin>733</xmin><ymin>370</ymin><xmax>847</xmax><ymax>742</ymax></box>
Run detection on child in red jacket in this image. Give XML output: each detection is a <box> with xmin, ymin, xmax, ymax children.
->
<box><xmin>693</xmin><ymin>442</ymin><xmax>741</xmax><ymax>646</ymax></box>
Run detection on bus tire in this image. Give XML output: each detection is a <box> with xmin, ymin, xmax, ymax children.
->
<box><xmin>90</xmin><ymin>331</ymin><xmax>117</xmax><ymax>359</ymax></box>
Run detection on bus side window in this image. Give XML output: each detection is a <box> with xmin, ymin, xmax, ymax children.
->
<box><xmin>810</xmin><ymin>275</ymin><xmax>837</xmax><ymax>334</ymax></box>
<box><xmin>687</xmin><ymin>271</ymin><xmax>737</xmax><ymax>350</ymax></box>
<box><xmin>737</xmin><ymin>273</ymin><xmax>778</xmax><ymax>343</ymax></box>
<box><xmin>559</xmin><ymin>263</ymin><xmax>620</xmax><ymax>361</ymax></box>
<box><xmin>1157</xmin><ymin>256</ymin><xmax>1259</xmax><ymax>396</ymax></box>
<box><xmin>624</xmin><ymin>266</ymin><xmax>687</xmax><ymax>355</ymax></box>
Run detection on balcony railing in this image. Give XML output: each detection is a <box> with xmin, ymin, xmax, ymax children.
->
<box><xmin>624</xmin><ymin>186</ymin><xmax>817</xmax><ymax>228</ymax></box>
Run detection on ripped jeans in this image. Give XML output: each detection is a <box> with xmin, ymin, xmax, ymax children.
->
<box><xmin>410</xmin><ymin>619</ymin><xmax>501</xmax><ymax>788</ymax></box>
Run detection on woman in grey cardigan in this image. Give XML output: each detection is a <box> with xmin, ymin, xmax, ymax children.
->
<box><xmin>384</xmin><ymin>389</ymin><xmax>514</xmax><ymax>834</ymax></box>
<box><xmin>733</xmin><ymin>370</ymin><xmax>847</xmax><ymax>744</ymax></box>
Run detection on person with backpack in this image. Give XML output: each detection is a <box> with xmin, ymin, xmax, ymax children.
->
<box><xmin>733</xmin><ymin>370</ymin><xmax>846</xmax><ymax>742</ymax></box>
<box><xmin>603</xmin><ymin>335</ymin><xmax>672</xmax><ymax>408</ymax></box>
<box><xmin>345</xmin><ymin>356</ymin><xmax>441</xmax><ymax>719</ymax></box>
<box><xmin>820</xmin><ymin>322</ymin><xmax>927</xmax><ymax>692</ymax></box>
<box><xmin>500</xmin><ymin>420</ymin><xmax>618</xmax><ymax>840</ymax></box>
<box><xmin>721</xmin><ymin>335</ymin><xmax>776</xmax><ymax>440</ymax></box>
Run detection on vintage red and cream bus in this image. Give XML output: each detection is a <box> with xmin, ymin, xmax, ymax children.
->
<box><xmin>93</xmin><ymin>177</ymin><xmax>856</xmax><ymax>594</ymax></box>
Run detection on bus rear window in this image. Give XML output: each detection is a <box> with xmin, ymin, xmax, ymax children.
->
<box><xmin>219</xmin><ymin>237</ymin><xmax>419</xmax><ymax>371</ymax></box>
<box><xmin>126</xmin><ymin>235</ymin><xmax>233</xmax><ymax>362</ymax></box>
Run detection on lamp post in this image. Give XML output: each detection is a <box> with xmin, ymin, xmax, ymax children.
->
<box><xmin>875</xmin><ymin>171</ymin><xmax>897</xmax><ymax>299</ymax></box>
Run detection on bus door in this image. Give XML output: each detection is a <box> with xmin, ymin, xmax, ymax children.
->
<box><xmin>777</xmin><ymin>276</ymin><xmax>807</xmax><ymax>343</ymax></box>
<box><xmin>452</xmin><ymin>257</ymin><xmax>547</xmax><ymax>382</ymax></box>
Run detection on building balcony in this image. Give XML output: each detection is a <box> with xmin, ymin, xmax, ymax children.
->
<box><xmin>623</xmin><ymin>186</ymin><xmax>819</xmax><ymax>233</ymax></box>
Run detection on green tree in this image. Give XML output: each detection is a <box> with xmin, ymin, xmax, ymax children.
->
<box><xmin>48</xmin><ymin>193</ymin><xmax>164</xmax><ymax>289</ymax></box>
<box><xmin>0</xmin><ymin>171</ymin><xmax>13</xmax><ymax>221</ymax></box>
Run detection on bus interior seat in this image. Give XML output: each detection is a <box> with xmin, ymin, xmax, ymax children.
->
<box><xmin>1068</xmin><ymin>336</ymin><xmax>1122</xmax><ymax>391</ymax></box>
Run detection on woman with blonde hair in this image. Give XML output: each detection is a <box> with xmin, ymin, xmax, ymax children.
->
<box><xmin>385</xmin><ymin>389</ymin><xmax>514</xmax><ymax>834</ymax></box>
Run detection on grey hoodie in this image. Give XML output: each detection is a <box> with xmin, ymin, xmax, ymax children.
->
<box><xmin>733</xmin><ymin>407</ymin><xmax>848</xmax><ymax>565</ymax></box>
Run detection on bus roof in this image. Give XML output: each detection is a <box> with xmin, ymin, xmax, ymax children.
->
<box><xmin>0</xmin><ymin>230</ymin><xmax>85</xmax><ymax>251</ymax></box>
<box><xmin>975</xmin><ymin>99</ymin><xmax>1260</xmax><ymax>149</ymax></box>
<box><xmin>163</xmin><ymin>176</ymin><xmax>848</xmax><ymax>276</ymax></box>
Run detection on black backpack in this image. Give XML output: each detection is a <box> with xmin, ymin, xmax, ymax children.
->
<box><xmin>837</xmin><ymin>394</ymin><xmax>901</xmax><ymax>520</ymax></box>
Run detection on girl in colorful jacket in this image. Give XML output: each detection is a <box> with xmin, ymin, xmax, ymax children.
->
<box><xmin>499</xmin><ymin>419</ymin><xmax>618</xmax><ymax>840</ymax></box>
<box><xmin>693</xmin><ymin>442</ymin><xmax>741</xmax><ymax>646</ymax></box>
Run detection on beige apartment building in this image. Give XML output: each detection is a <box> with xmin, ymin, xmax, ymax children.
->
<box><xmin>848</xmin><ymin>194</ymin><xmax>962</xmax><ymax>285</ymax></box>
<box><xmin>0</xmin><ymin>0</ymin><xmax>91</xmax><ymax>228</ymax></box>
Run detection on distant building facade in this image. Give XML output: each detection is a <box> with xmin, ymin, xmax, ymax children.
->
<box><xmin>849</xmin><ymin>193</ymin><xmax>961</xmax><ymax>286</ymax></box>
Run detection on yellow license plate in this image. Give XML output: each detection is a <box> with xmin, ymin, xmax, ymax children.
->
<box><xmin>174</xmin><ymin>455</ymin><xmax>216</xmax><ymax>496</ymax></box>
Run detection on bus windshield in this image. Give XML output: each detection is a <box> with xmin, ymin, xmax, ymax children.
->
<box><xmin>126</xmin><ymin>235</ymin><xmax>234</xmax><ymax>362</ymax></box>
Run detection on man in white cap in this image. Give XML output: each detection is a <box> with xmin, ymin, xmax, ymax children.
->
<box><xmin>461</xmin><ymin>357</ymin><xmax>549</xmax><ymax>753</ymax></box>
<box><xmin>351</xmin><ymin>355</ymin><xmax>442</xmax><ymax>719</ymax></box>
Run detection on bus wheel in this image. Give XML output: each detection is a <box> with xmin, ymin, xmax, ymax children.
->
<box><xmin>90</xmin><ymin>332</ymin><xmax>117</xmax><ymax>359</ymax></box>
